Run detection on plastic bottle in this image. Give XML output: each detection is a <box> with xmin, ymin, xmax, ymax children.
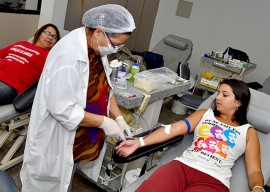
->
<box><xmin>223</xmin><ymin>51</ymin><xmax>229</xmax><ymax>64</ymax></box>
<box><xmin>116</xmin><ymin>69</ymin><xmax>127</xmax><ymax>89</ymax></box>
<box><xmin>218</xmin><ymin>49</ymin><xmax>224</xmax><ymax>61</ymax></box>
<box><xmin>129</xmin><ymin>62</ymin><xmax>140</xmax><ymax>83</ymax></box>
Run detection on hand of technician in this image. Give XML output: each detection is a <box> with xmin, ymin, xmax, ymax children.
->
<box><xmin>99</xmin><ymin>116</ymin><xmax>126</xmax><ymax>141</ymax></box>
<box><xmin>115</xmin><ymin>116</ymin><xmax>132</xmax><ymax>137</ymax></box>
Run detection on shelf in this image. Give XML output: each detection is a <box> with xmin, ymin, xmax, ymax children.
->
<box><xmin>201</xmin><ymin>57</ymin><xmax>242</xmax><ymax>74</ymax></box>
<box><xmin>194</xmin><ymin>56</ymin><xmax>257</xmax><ymax>95</ymax></box>
<box><xmin>197</xmin><ymin>84</ymin><xmax>217</xmax><ymax>93</ymax></box>
<box><xmin>201</xmin><ymin>56</ymin><xmax>257</xmax><ymax>75</ymax></box>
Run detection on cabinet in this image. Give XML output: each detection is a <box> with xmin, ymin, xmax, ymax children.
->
<box><xmin>194</xmin><ymin>56</ymin><xmax>257</xmax><ymax>93</ymax></box>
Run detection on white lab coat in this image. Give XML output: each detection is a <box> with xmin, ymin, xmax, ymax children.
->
<box><xmin>20</xmin><ymin>27</ymin><xmax>113</xmax><ymax>192</ymax></box>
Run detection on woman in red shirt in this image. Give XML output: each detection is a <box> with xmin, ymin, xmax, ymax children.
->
<box><xmin>0</xmin><ymin>23</ymin><xmax>60</xmax><ymax>105</ymax></box>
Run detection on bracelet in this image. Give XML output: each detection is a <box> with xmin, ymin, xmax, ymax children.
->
<box><xmin>139</xmin><ymin>137</ymin><xmax>145</xmax><ymax>147</ymax></box>
<box><xmin>253</xmin><ymin>186</ymin><xmax>265</xmax><ymax>192</ymax></box>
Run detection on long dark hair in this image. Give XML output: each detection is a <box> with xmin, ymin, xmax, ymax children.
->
<box><xmin>214</xmin><ymin>78</ymin><xmax>250</xmax><ymax>125</ymax></box>
<box><xmin>32</xmin><ymin>23</ymin><xmax>60</xmax><ymax>45</ymax></box>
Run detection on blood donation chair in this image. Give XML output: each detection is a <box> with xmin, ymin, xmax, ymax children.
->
<box><xmin>152</xmin><ymin>34</ymin><xmax>193</xmax><ymax>73</ymax></box>
<box><xmin>152</xmin><ymin>35</ymin><xmax>205</xmax><ymax>115</ymax></box>
<box><xmin>113</xmin><ymin>88</ymin><xmax>270</xmax><ymax>192</ymax></box>
<box><xmin>0</xmin><ymin>81</ymin><xmax>36</xmax><ymax>171</ymax></box>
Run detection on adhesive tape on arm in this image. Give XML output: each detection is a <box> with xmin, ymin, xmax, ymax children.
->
<box><xmin>139</xmin><ymin>137</ymin><xmax>145</xmax><ymax>147</ymax></box>
<box><xmin>164</xmin><ymin>124</ymin><xmax>172</xmax><ymax>134</ymax></box>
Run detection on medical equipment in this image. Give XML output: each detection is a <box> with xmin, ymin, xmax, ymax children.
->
<box><xmin>135</xmin><ymin>94</ymin><xmax>151</xmax><ymax>126</ymax></box>
<box><xmin>100</xmin><ymin>162</ymin><xmax>115</xmax><ymax>186</ymax></box>
<box><xmin>129</xmin><ymin>93</ymin><xmax>151</xmax><ymax>135</ymax></box>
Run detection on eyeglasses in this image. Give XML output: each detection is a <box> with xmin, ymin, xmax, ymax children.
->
<box><xmin>104</xmin><ymin>32</ymin><xmax>124</xmax><ymax>50</ymax></box>
<box><xmin>43</xmin><ymin>31</ymin><xmax>58</xmax><ymax>41</ymax></box>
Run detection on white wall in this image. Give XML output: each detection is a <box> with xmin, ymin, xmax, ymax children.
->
<box><xmin>0</xmin><ymin>0</ymin><xmax>68</xmax><ymax>48</ymax></box>
<box><xmin>25</xmin><ymin>0</ymin><xmax>38</xmax><ymax>10</ymax></box>
<box><xmin>0</xmin><ymin>13</ymin><xmax>39</xmax><ymax>47</ymax></box>
<box><xmin>150</xmin><ymin>0</ymin><xmax>270</xmax><ymax>84</ymax></box>
<box><xmin>38</xmin><ymin>0</ymin><xmax>68</xmax><ymax>29</ymax></box>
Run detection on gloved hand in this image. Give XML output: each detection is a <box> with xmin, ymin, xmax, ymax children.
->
<box><xmin>115</xmin><ymin>116</ymin><xmax>132</xmax><ymax>137</ymax></box>
<box><xmin>99</xmin><ymin>116</ymin><xmax>126</xmax><ymax>141</ymax></box>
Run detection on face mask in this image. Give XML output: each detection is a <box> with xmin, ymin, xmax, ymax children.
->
<box><xmin>96</xmin><ymin>37</ymin><xmax>119</xmax><ymax>56</ymax></box>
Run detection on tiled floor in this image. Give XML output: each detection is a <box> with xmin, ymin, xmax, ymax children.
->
<box><xmin>2</xmin><ymin>99</ymin><xmax>270</xmax><ymax>191</ymax></box>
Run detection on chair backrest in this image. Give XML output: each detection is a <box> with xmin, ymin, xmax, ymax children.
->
<box><xmin>152</xmin><ymin>34</ymin><xmax>193</xmax><ymax>73</ymax></box>
<box><xmin>261</xmin><ymin>76</ymin><xmax>270</xmax><ymax>95</ymax></box>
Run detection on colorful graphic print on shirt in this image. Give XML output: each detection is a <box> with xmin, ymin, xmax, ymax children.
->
<box><xmin>192</xmin><ymin>119</ymin><xmax>239</xmax><ymax>160</ymax></box>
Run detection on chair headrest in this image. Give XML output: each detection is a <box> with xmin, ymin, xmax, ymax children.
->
<box><xmin>261</xmin><ymin>76</ymin><xmax>270</xmax><ymax>94</ymax></box>
<box><xmin>164</xmin><ymin>35</ymin><xmax>187</xmax><ymax>50</ymax></box>
<box><xmin>198</xmin><ymin>89</ymin><xmax>270</xmax><ymax>134</ymax></box>
<box><xmin>247</xmin><ymin>105</ymin><xmax>270</xmax><ymax>133</ymax></box>
<box><xmin>248</xmin><ymin>88</ymin><xmax>270</xmax><ymax>133</ymax></box>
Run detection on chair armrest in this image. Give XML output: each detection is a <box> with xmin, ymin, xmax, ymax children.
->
<box><xmin>112</xmin><ymin>128</ymin><xmax>183</xmax><ymax>163</ymax></box>
<box><xmin>13</xmin><ymin>81</ymin><xmax>38</xmax><ymax>113</ymax></box>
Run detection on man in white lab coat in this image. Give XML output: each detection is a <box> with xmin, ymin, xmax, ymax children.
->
<box><xmin>20</xmin><ymin>4</ymin><xmax>135</xmax><ymax>192</ymax></box>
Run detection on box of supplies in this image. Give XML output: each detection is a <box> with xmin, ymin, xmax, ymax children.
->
<box><xmin>200</xmin><ymin>77</ymin><xmax>220</xmax><ymax>90</ymax></box>
<box><xmin>134</xmin><ymin>71</ymin><xmax>162</xmax><ymax>92</ymax></box>
<box><xmin>147</xmin><ymin>67</ymin><xmax>177</xmax><ymax>84</ymax></box>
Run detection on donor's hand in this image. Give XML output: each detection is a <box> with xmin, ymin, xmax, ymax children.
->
<box><xmin>115</xmin><ymin>139</ymin><xmax>140</xmax><ymax>157</ymax></box>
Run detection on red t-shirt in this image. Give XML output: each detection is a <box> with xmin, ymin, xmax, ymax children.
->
<box><xmin>0</xmin><ymin>41</ymin><xmax>49</xmax><ymax>94</ymax></box>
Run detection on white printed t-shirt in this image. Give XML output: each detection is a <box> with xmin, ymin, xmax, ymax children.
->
<box><xmin>175</xmin><ymin>109</ymin><xmax>251</xmax><ymax>188</ymax></box>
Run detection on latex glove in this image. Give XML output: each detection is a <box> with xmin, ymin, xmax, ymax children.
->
<box><xmin>99</xmin><ymin>116</ymin><xmax>126</xmax><ymax>141</ymax></box>
<box><xmin>115</xmin><ymin>116</ymin><xmax>132</xmax><ymax>137</ymax></box>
